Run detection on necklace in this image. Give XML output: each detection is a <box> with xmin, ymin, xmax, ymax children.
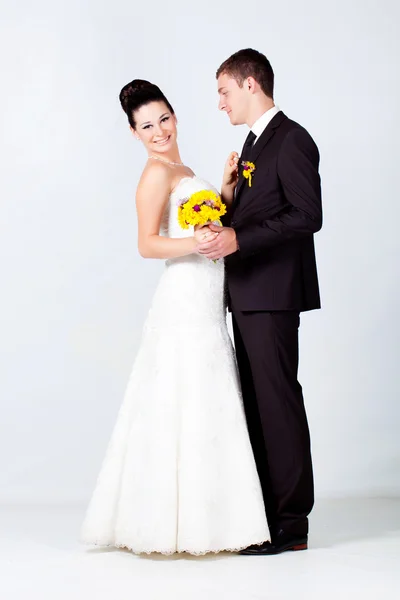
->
<box><xmin>149</xmin><ymin>155</ymin><xmax>185</xmax><ymax>167</ymax></box>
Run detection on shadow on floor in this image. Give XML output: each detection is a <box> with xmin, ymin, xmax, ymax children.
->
<box><xmin>310</xmin><ymin>496</ymin><xmax>400</xmax><ymax>548</ymax></box>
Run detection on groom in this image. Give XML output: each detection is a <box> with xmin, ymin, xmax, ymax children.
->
<box><xmin>198</xmin><ymin>49</ymin><xmax>322</xmax><ymax>555</ymax></box>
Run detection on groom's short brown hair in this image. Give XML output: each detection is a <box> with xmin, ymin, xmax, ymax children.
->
<box><xmin>216</xmin><ymin>48</ymin><xmax>274</xmax><ymax>99</ymax></box>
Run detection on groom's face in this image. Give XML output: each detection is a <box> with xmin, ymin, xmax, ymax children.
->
<box><xmin>217</xmin><ymin>73</ymin><xmax>249</xmax><ymax>125</ymax></box>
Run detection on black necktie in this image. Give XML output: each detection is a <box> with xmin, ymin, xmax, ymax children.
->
<box><xmin>234</xmin><ymin>130</ymin><xmax>256</xmax><ymax>200</ymax></box>
<box><xmin>240</xmin><ymin>130</ymin><xmax>256</xmax><ymax>162</ymax></box>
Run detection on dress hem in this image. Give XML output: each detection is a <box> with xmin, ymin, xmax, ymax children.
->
<box><xmin>80</xmin><ymin>536</ymin><xmax>269</xmax><ymax>556</ymax></box>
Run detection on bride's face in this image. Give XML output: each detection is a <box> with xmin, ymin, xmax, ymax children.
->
<box><xmin>133</xmin><ymin>101</ymin><xmax>178</xmax><ymax>154</ymax></box>
<box><xmin>217</xmin><ymin>73</ymin><xmax>250</xmax><ymax>126</ymax></box>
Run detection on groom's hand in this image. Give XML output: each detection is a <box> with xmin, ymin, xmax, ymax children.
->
<box><xmin>197</xmin><ymin>224</ymin><xmax>238</xmax><ymax>260</ymax></box>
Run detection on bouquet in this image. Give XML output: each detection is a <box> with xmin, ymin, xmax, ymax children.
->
<box><xmin>177</xmin><ymin>189</ymin><xmax>227</xmax><ymax>230</ymax></box>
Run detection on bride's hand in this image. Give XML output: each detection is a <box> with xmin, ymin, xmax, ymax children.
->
<box><xmin>194</xmin><ymin>224</ymin><xmax>218</xmax><ymax>248</ymax></box>
<box><xmin>222</xmin><ymin>151</ymin><xmax>239</xmax><ymax>188</ymax></box>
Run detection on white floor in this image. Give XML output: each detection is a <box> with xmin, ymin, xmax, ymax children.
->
<box><xmin>1</xmin><ymin>497</ymin><xmax>399</xmax><ymax>600</ymax></box>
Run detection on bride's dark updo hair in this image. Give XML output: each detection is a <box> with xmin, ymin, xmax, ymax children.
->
<box><xmin>119</xmin><ymin>79</ymin><xmax>175</xmax><ymax>129</ymax></box>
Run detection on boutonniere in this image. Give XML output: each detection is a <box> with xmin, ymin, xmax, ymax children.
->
<box><xmin>241</xmin><ymin>161</ymin><xmax>256</xmax><ymax>187</ymax></box>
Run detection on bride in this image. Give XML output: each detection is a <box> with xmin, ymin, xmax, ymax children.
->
<box><xmin>80</xmin><ymin>79</ymin><xmax>269</xmax><ymax>555</ymax></box>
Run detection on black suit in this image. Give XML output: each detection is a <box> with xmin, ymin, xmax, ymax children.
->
<box><xmin>225</xmin><ymin>111</ymin><xmax>322</xmax><ymax>538</ymax></box>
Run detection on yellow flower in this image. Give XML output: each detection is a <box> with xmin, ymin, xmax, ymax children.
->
<box><xmin>242</xmin><ymin>161</ymin><xmax>256</xmax><ymax>187</ymax></box>
<box><xmin>177</xmin><ymin>189</ymin><xmax>227</xmax><ymax>230</ymax></box>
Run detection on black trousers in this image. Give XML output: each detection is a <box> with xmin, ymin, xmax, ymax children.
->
<box><xmin>232</xmin><ymin>309</ymin><xmax>314</xmax><ymax>537</ymax></box>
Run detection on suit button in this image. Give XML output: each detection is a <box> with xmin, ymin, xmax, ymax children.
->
<box><xmin>231</xmin><ymin>220</ymin><xmax>237</xmax><ymax>226</ymax></box>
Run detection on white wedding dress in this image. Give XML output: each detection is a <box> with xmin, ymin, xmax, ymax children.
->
<box><xmin>81</xmin><ymin>175</ymin><xmax>269</xmax><ymax>555</ymax></box>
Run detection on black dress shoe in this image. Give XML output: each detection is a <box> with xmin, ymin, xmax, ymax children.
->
<box><xmin>239</xmin><ymin>530</ymin><xmax>308</xmax><ymax>555</ymax></box>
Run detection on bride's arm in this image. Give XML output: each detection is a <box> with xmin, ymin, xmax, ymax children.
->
<box><xmin>220</xmin><ymin>151</ymin><xmax>239</xmax><ymax>216</ymax></box>
<box><xmin>136</xmin><ymin>164</ymin><xmax>195</xmax><ymax>259</ymax></box>
<box><xmin>136</xmin><ymin>164</ymin><xmax>216</xmax><ymax>259</ymax></box>
<box><xmin>221</xmin><ymin>183</ymin><xmax>235</xmax><ymax>208</ymax></box>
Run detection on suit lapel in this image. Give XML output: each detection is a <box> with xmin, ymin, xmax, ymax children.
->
<box><xmin>234</xmin><ymin>164</ymin><xmax>248</xmax><ymax>203</ymax></box>
<box><xmin>233</xmin><ymin>111</ymin><xmax>287</xmax><ymax>207</ymax></box>
<box><xmin>251</xmin><ymin>111</ymin><xmax>285</xmax><ymax>163</ymax></box>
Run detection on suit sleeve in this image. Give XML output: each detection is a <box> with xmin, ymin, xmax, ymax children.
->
<box><xmin>235</xmin><ymin>128</ymin><xmax>322</xmax><ymax>258</ymax></box>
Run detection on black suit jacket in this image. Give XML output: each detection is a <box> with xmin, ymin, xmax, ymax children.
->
<box><xmin>225</xmin><ymin>111</ymin><xmax>322</xmax><ymax>312</ymax></box>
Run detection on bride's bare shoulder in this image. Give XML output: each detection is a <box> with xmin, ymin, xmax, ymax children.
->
<box><xmin>138</xmin><ymin>159</ymin><xmax>173</xmax><ymax>190</ymax></box>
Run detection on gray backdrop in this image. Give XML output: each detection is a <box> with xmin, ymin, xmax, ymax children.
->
<box><xmin>1</xmin><ymin>0</ymin><xmax>399</xmax><ymax>504</ymax></box>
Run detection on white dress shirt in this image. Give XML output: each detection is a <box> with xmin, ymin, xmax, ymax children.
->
<box><xmin>251</xmin><ymin>105</ymin><xmax>281</xmax><ymax>144</ymax></box>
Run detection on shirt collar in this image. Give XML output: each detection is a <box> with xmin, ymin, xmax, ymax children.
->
<box><xmin>251</xmin><ymin>105</ymin><xmax>281</xmax><ymax>141</ymax></box>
